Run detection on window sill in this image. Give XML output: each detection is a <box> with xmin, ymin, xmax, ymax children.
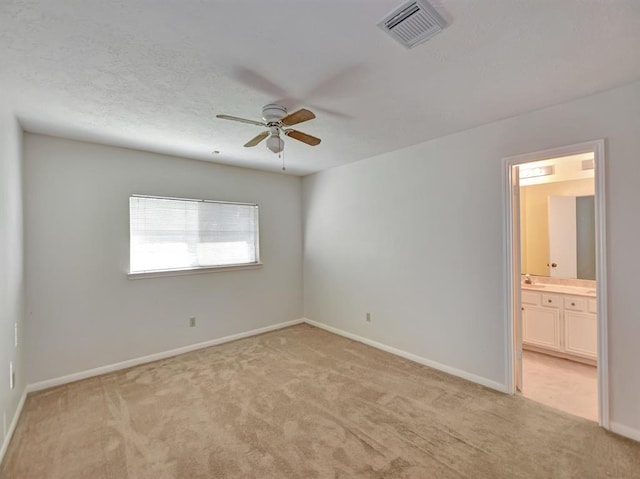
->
<box><xmin>127</xmin><ymin>263</ymin><xmax>263</xmax><ymax>280</ymax></box>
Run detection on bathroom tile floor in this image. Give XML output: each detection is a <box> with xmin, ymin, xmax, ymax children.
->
<box><xmin>522</xmin><ymin>350</ymin><xmax>597</xmax><ymax>421</ymax></box>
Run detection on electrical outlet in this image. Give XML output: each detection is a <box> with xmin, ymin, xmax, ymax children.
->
<box><xmin>366</xmin><ymin>313</ymin><xmax>371</xmax><ymax>322</ymax></box>
<box><xmin>189</xmin><ymin>317</ymin><xmax>196</xmax><ymax>328</ymax></box>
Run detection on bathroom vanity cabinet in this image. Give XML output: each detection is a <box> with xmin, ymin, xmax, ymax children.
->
<box><xmin>521</xmin><ymin>288</ymin><xmax>597</xmax><ymax>363</ymax></box>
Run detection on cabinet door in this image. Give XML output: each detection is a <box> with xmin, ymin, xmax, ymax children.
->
<box><xmin>523</xmin><ymin>306</ymin><xmax>561</xmax><ymax>351</ymax></box>
<box><xmin>564</xmin><ymin>311</ymin><xmax>597</xmax><ymax>359</ymax></box>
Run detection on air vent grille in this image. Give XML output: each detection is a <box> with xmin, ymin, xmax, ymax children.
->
<box><xmin>378</xmin><ymin>0</ymin><xmax>448</xmax><ymax>49</ymax></box>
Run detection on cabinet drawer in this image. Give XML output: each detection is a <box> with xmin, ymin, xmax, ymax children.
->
<box><xmin>564</xmin><ymin>296</ymin><xmax>587</xmax><ymax>312</ymax></box>
<box><xmin>588</xmin><ymin>299</ymin><xmax>597</xmax><ymax>314</ymax></box>
<box><xmin>541</xmin><ymin>293</ymin><xmax>561</xmax><ymax>308</ymax></box>
<box><xmin>522</xmin><ymin>291</ymin><xmax>541</xmax><ymax>306</ymax></box>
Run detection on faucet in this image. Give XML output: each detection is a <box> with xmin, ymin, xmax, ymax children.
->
<box><xmin>524</xmin><ymin>274</ymin><xmax>532</xmax><ymax>285</ymax></box>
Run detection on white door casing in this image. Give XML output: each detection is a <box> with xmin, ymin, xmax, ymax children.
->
<box><xmin>511</xmin><ymin>166</ymin><xmax>523</xmax><ymax>392</ymax></box>
<box><xmin>503</xmin><ymin>139</ymin><xmax>608</xmax><ymax>428</ymax></box>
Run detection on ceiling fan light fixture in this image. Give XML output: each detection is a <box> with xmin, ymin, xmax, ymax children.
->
<box><xmin>266</xmin><ymin>133</ymin><xmax>284</xmax><ymax>154</ymax></box>
<box><xmin>216</xmin><ymin>104</ymin><xmax>320</xmax><ymax>155</ymax></box>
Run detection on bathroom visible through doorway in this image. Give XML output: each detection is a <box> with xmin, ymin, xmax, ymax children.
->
<box><xmin>503</xmin><ymin>140</ymin><xmax>608</xmax><ymax>427</ymax></box>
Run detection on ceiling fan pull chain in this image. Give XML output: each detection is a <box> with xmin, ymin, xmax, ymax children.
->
<box><xmin>281</xmin><ymin>149</ymin><xmax>286</xmax><ymax>171</ymax></box>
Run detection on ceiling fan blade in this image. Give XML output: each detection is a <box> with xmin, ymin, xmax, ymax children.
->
<box><xmin>232</xmin><ymin>67</ymin><xmax>289</xmax><ymax>99</ymax></box>
<box><xmin>285</xmin><ymin>129</ymin><xmax>321</xmax><ymax>146</ymax></box>
<box><xmin>308</xmin><ymin>104</ymin><xmax>353</xmax><ymax>120</ymax></box>
<box><xmin>216</xmin><ymin>114</ymin><xmax>266</xmax><ymax>127</ymax></box>
<box><xmin>244</xmin><ymin>131</ymin><xmax>269</xmax><ymax>147</ymax></box>
<box><xmin>305</xmin><ymin>64</ymin><xmax>365</xmax><ymax>100</ymax></box>
<box><xmin>230</xmin><ymin>68</ymin><xmax>300</xmax><ymax>110</ymax></box>
<box><xmin>281</xmin><ymin>108</ymin><xmax>316</xmax><ymax>126</ymax></box>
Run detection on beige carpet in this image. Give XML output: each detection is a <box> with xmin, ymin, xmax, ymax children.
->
<box><xmin>2</xmin><ymin>324</ymin><xmax>639</xmax><ymax>478</ymax></box>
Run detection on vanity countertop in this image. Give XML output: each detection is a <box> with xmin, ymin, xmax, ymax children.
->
<box><xmin>522</xmin><ymin>283</ymin><xmax>596</xmax><ymax>297</ymax></box>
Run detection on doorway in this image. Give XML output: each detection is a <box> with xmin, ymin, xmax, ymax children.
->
<box><xmin>503</xmin><ymin>140</ymin><xmax>608</xmax><ymax>427</ymax></box>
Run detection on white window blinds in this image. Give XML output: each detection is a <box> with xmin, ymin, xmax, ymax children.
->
<box><xmin>130</xmin><ymin>196</ymin><xmax>259</xmax><ymax>273</ymax></box>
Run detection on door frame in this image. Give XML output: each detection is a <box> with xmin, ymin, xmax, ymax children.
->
<box><xmin>502</xmin><ymin>139</ymin><xmax>609</xmax><ymax>428</ymax></box>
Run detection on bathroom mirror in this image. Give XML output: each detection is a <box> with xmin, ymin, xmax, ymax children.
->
<box><xmin>520</xmin><ymin>178</ymin><xmax>595</xmax><ymax>280</ymax></box>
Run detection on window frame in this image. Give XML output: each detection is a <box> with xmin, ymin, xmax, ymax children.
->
<box><xmin>127</xmin><ymin>194</ymin><xmax>262</xmax><ymax>279</ymax></box>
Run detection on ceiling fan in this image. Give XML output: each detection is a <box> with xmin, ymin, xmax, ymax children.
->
<box><xmin>216</xmin><ymin>104</ymin><xmax>321</xmax><ymax>154</ymax></box>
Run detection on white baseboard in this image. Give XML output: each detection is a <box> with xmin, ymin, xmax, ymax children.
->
<box><xmin>27</xmin><ymin>318</ymin><xmax>304</xmax><ymax>393</ymax></box>
<box><xmin>610</xmin><ymin>422</ymin><xmax>640</xmax><ymax>443</ymax></box>
<box><xmin>0</xmin><ymin>388</ymin><xmax>27</xmax><ymax>465</ymax></box>
<box><xmin>303</xmin><ymin>318</ymin><xmax>508</xmax><ymax>393</ymax></box>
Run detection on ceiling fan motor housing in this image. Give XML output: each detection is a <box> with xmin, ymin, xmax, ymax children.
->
<box><xmin>262</xmin><ymin>104</ymin><xmax>287</xmax><ymax>123</ymax></box>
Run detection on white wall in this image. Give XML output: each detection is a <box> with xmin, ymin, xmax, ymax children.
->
<box><xmin>303</xmin><ymin>81</ymin><xmax>640</xmax><ymax>435</ymax></box>
<box><xmin>0</xmin><ymin>106</ymin><xmax>25</xmax><ymax>446</ymax></box>
<box><xmin>24</xmin><ymin>134</ymin><xmax>303</xmax><ymax>384</ymax></box>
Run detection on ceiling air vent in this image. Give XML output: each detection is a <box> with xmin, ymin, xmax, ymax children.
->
<box><xmin>378</xmin><ymin>0</ymin><xmax>448</xmax><ymax>49</ymax></box>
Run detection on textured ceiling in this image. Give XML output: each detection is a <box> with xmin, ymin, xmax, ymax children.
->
<box><xmin>1</xmin><ymin>1</ymin><xmax>639</xmax><ymax>175</ymax></box>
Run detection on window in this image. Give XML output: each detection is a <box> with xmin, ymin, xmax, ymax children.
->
<box><xmin>129</xmin><ymin>195</ymin><xmax>260</xmax><ymax>275</ymax></box>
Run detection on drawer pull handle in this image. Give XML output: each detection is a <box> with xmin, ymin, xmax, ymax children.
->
<box><xmin>548</xmin><ymin>299</ymin><xmax>552</xmax><ymax>303</ymax></box>
<box><xmin>571</xmin><ymin>302</ymin><xmax>576</xmax><ymax>306</ymax></box>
